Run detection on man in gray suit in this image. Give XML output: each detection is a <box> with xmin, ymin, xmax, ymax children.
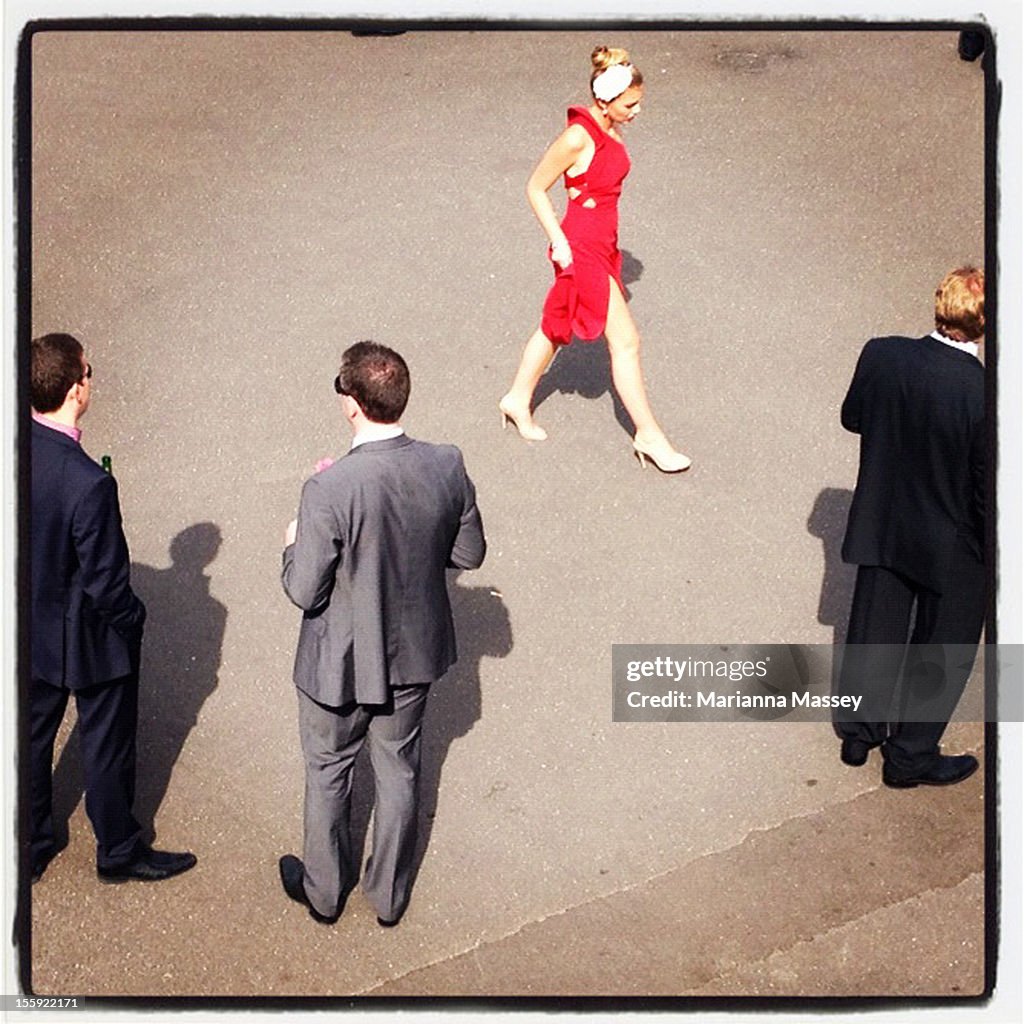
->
<box><xmin>279</xmin><ymin>341</ymin><xmax>486</xmax><ymax>927</ymax></box>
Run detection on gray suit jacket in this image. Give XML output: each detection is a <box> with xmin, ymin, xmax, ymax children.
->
<box><xmin>281</xmin><ymin>435</ymin><xmax>485</xmax><ymax>706</ymax></box>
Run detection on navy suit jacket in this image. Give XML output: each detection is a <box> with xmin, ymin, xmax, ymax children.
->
<box><xmin>841</xmin><ymin>335</ymin><xmax>985</xmax><ymax>593</ymax></box>
<box><xmin>281</xmin><ymin>435</ymin><xmax>486</xmax><ymax>707</ymax></box>
<box><xmin>31</xmin><ymin>420</ymin><xmax>146</xmax><ymax>689</ymax></box>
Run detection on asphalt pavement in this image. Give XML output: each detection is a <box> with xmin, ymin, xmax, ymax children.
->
<box><xmin>25</xmin><ymin>26</ymin><xmax>988</xmax><ymax>1001</ymax></box>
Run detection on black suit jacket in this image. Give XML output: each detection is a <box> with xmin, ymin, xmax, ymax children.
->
<box><xmin>841</xmin><ymin>334</ymin><xmax>985</xmax><ymax>593</ymax></box>
<box><xmin>31</xmin><ymin>420</ymin><xmax>146</xmax><ymax>689</ymax></box>
<box><xmin>281</xmin><ymin>435</ymin><xmax>486</xmax><ymax>706</ymax></box>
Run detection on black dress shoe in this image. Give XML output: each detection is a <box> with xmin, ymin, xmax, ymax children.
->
<box><xmin>278</xmin><ymin>855</ymin><xmax>338</xmax><ymax>924</ymax></box>
<box><xmin>840</xmin><ymin>738</ymin><xmax>872</xmax><ymax>767</ymax></box>
<box><xmin>883</xmin><ymin>753</ymin><xmax>979</xmax><ymax>789</ymax></box>
<box><xmin>97</xmin><ymin>847</ymin><xmax>197</xmax><ymax>884</ymax></box>
<box><xmin>377</xmin><ymin>914</ymin><xmax>402</xmax><ymax>928</ymax></box>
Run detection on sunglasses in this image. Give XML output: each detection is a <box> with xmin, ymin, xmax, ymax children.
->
<box><xmin>81</xmin><ymin>363</ymin><xmax>93</xmax><ymax>381</ymax></box>
<box><xmin>333</xmin><ymin>375</ymin><xmax>348</xmax><ymax>396</ymax></box>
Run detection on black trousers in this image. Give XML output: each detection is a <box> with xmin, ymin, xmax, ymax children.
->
<box><xmin>30</xmin><ymin>673</ymin><xmax>144</xmax><ymax>871</ymax></box>
<box><xmin>837</xmin><ymin>547</ymin><xmax>985</xmax><ymax>770</ymax></box>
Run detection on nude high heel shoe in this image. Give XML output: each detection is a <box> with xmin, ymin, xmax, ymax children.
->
<box><xmin>633</xmin><ymin>438</ymin><xmax>692</xmax><ymax>473</ymax></box>
<box><xmin>499</xmin><ymin>397</ymin><xmax>548</xmax><ymax>442</ymax></box>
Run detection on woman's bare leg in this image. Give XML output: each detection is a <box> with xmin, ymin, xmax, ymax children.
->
<box><xmin>605</xmin><ymin>279</ymin><xmax>691</xmax><ymax>471</ymax></box>
<box><xmin>499</xmin><ymin>327</ymin><xmax>558</xmax><ymax>441</ymax></box>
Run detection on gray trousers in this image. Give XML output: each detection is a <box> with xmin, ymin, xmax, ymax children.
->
<box><xmin>297</xmin><ymin>684</ymin><xmax>429</xmax><ymax>921</ymax></box>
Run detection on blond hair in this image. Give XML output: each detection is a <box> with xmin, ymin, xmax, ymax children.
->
<box><xmin>935</xmin><ymin>266</ymin><xmax>984</xmax><ymax>342</ymax></box>
<box><xmin>589</xmin><ymin>45</ymin><xmax>643</xmax><ymax>96</ymax></box>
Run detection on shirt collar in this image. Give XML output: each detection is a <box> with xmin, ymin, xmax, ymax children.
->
<box><xmin>350</xmin><ymin>423</ymin><xmax>404</xmax><ymax>450</ymax></box>
<box><xmin>32</xmin><ymin>410</ymin><xmax>82</xmax><ymax>443</ymax></box>
<box><xmin>930</xmin><ymin>330</ymin><xmax>980</xmax><ymax>360</ymax></box>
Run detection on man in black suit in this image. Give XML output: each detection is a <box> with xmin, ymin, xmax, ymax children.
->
<box><xmin>30</xmin><ymin>333</ymin><xmax>196</xmax><ymax>882</ymax></box>
<box><xmin>836</xmin><ymin>267</ymin><xmax>986</xmax><ymax>788</ymax></box>
<box><xmin>279</xmin><ymin>341</ymin><xmax>485</xmax><ymax>926</ymax></box>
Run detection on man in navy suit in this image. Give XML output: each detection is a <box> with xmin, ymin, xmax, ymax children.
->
<box><xmin>836</xmin><ymin>267</ymin><xmax>987</xmax><ymax>787</ymax></box>
<box><xmin>30</xmin><ymin>332</ymin><xmax>195</xmax><ymax>883</ymax></box>
<box><xmin>278</xmin><ymin>341</ymin><xmax>485</xmax><ymax>927</ymax></box>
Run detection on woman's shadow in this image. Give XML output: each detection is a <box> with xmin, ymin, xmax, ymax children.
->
<box><xmin>533</xmin><ymin>249</ymin><xmax>644</xmax><ymax>437</ymax></box>
<box><xmin>52</xmin><ymin>523</ymin><xmax>227</xmax><ymax>847</ymax></box>
<box><xmin>346</xmin><ymin>572</ymin><xmax>512</xmax><ymax>895</ymax></box>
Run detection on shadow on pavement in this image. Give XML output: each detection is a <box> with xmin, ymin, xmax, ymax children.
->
<box><xmin>131</xmin><ymin>522</ymin><xmax>226</xmax><ymax>842</ymax></box>
<box><xmin>808</xmin><ymin>488</ymin><xmax>856</xmax><ymax>737</ymax></box>
<box><xmin>807</xmin><ymin>487</ymin><xmax>855</xmax><ymax>647</ymax></box>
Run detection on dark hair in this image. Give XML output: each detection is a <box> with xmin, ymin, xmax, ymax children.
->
<box><xmin>31</xmin><ymin>333</ymin><xmax>86</xmax><ymax>413</ymax></box>
<box><xmin>338</xmin><ymin>341</ymin><xmax>410</xmax><ymax>423</ymax></box>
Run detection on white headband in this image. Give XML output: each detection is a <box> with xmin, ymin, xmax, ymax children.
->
<box><xmin>592</xmin><ymin>63</ymin><xmax>633</xmax><ymax>102</ymax></box>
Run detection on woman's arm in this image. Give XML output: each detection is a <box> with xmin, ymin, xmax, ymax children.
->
<box><xmin>526</xmin><ymin>124</ymin><xmax>591</xmax><ymax>268</ymax></box>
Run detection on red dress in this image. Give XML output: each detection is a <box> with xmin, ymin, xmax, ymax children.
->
<box><xmin>541</xmin><ymin>105</ymin><xmax>632</xmax><ymax>345</ymax></box>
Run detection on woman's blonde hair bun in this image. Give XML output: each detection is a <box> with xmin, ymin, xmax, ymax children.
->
<box><xmin>591</xmin><ymin>45</ymin><xmax>630</xmax><ymax>70</ymax></box>
<box><xmin>589</xmin><ymin>46</ymin><xmax>643</xmax><ymax>99</ymax></box>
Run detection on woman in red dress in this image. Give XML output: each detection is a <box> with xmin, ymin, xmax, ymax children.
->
<box><xmin>499</xmin><ymin>46</ymin><xmax>691</xmax><ymax>472</ymax></box>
